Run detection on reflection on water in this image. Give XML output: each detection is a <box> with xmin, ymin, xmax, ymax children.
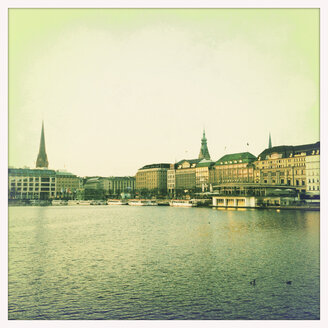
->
<box><xmin>9</xmin><ymin>206</ymin><xmax>319</xmax><ymax>320</ymax></box>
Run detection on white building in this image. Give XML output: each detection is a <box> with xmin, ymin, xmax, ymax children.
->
<box><xmin>305</xmin><ymin>150</ymin><xmax>320</xmax><ymax>195</ymax></box>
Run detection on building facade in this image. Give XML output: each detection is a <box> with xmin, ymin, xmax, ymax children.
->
<box><xmin>136</xmin><ymin>163</ymin><xmax>170</xmax><ymax>193</ymax></box>
<box><xmin>175</xmin><ymin>159</ymin><xmax>201</xmax><ymax>191</ymax></box>
<box><xmin>214</xmin><ymin>152</ymin><xmax>256</xmax><ymax>185</ymax></box>
<box><xmin>55</xmin><ymin>171</ymin><xmax>81</xmax><ymax>199</ymax></box>
<box><xmin>195</xmin><ymin>159</ymin><xmax>215</xmax><ymax>191</ymax></box>
<box><xmin>108</xmin><ymin>176</ymin><xmax>136</xmax><ymax>195</ymax></box>
<box><xmin>305</xmin><ymin>151</ymin><xmax>320</xmax><ymax>195</ymax></box>
<box><xmin>8</xmin><ymin>168</ymin><xmax>56</xmax><ymax>200</ymax></box>
<box><xmin>254</xmin><ymin>142</ymin><xmax>320</xmax><ymax>194</ymax></box>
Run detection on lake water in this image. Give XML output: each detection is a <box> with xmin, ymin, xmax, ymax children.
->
<box><xmin>8</xmin><ymin>206</ymin><xmax>320</xmax><ymax>320</ymax></box>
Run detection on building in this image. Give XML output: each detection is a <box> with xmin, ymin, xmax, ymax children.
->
<box><xmin>8</xmin><ymin>168</ymin><xmax>56</xmax><ymax>200</ymax></box>
<box><xmin>82</xmin><ymin>177</ymin><xmax>110</xmax><ymax>200</ymax></box>
<box><xmin>36</xmin><ymin>121</ymin><xmax>49</xmax><ymax>168</ymax></box>
<box><xmin>167</xmin><ymin>164</ymin><xmax>176</xmax><ymax>195</ymax></box>
<box><xmin>107</xmin><ymin>176</ymin><xmax>136</xmax><ymax>195</ymax></box>
<box><xmin>214</xmin><ymin>152</ymin><xmax>256</xmax><ymax>185</ymax></box>
<box><xmin>195</xmin><ymin>159</ymin><xmax>215</xmax><ymax>191</ymax></box>
<box><xmin>254</xmin><ymin>141</ymin><xmax>320</xmax><ymax>194</ymax></box>
<box><xmin>175</xmin><ymin>158</ymin><xmax>201</xmax><ymax>192</ymax></box>
<box><xmin>306</xmin><ymin>149</ymin><xmax>320</xmax><ymax>195</ymax></box>
<box><xmin>136</xmin><ymin>163</ymin><xmax>170</xmax><ymax>194</ymax></box>
<box><xmin>55</xmin><ymin>171</ymin><xmax>81</xmax><ymax>199</ymax></box>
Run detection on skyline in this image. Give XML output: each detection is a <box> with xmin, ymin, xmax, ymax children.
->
<box><xmin>9</xmin><ymin>9</ymin><xmax>319</xmax><ymax>177</ymax></box>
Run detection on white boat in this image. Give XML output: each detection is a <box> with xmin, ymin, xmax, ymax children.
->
<box><xmin>128</xmin><ymin>199</ymin><xmax>158</xmax><ymax>206</ymax></box>
<box><xmin>90</xmin><ymin>200</ymin><xmax>107</xmax><ymax>205</ymax></box>
<box><xmin>169</xmin><ymin>199</ymin><xmax>197</xmax><ymax>207</ymax></box>
<box><xmin>79</xmin><ymin>200</ymin><xmax>91</xmax><ymax>205</ymax></box>
<box><xmin>67</xmin><ymin>200</ymin><xmax>79</xmax><ymax>206</ymax></box>
<box><xmin>107</xmin><ymin>199</ymin><xmax>128</xmax><ymax>205</ymax></box>
<box><xmin>52</xmin><ymin>200</ymin><xmax>68</xmax><ymax>206</ymax></box>
<box><xmin>68</xmin><ymin>200</ymin><xmax>91</xmax><ymax>206</ymax></box>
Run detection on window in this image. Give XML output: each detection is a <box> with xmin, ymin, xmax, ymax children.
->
<box><xmin>281</xmin><ymin>179</ymin><xmax>284</xmax><ymax>184</ymax></box>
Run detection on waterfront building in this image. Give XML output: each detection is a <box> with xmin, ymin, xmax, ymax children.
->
<box><xmin>167</xmin><ymin>163</ymin><xmax>176</xmax><ymax>195</ymax></box>
<box><xmin>195</xmin><ymin>159</ymin><xmax>215</xmax><ymax>191</ymax></box>
<box><xmin>8</xmin><ymin>168</ymin><xmax>56</xmax><ymax>200</ymax></box>
<box><xmin>55</xmin><ymin>170</ymin><xmax>81</xmax><ymax>199</ymax></box>
<box><xmin>214</xmin><ymin>152</ymin><xmax>256</xmax><ymax>185</ymax></box>
<box><xmin>175</xmin><ymin>159</ymin><xmax>202</xmax><ymax>192</ymax></box>
<box><xmin>83</xmin><ymin>177</ymin><xmax>110</xmax><ymax>199</ymax></box>
<box><xmin>135</xmin><ymin>163</ymin><xmax>170</xmax><ymax>194</ymax></box>
<box><xmin>254</xmin><ymin>141</ymin><xmax>320</xmax><ymax>194</ymax></box>
<box><xmin>107</xmin><ymin>176</ymin><xmax>136</xmax><ymax>195</ymax></box>
<box><xmin>36</xmin><ymin>121</ymin><xmax>49</xmax><ymax>168</ymax></box>
<box><xmin>305</xmin><ymin>150</ymin><xmax>320</xmax><ymax>195</ymax></box>
<box><xmin>198</xmin><ymin>129</ymin><xmax>211</xmax><ymax>160</ymax></box>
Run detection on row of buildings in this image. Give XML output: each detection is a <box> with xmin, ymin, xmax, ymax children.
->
<box><xmin>8</xmin><ymin>168</ymin><xmax>136</xmax><ymax>201</ymax></box>
<box><xmin>8</xmin><ymin>122</ymin><xmax>135</xmax><ymax>201</ymax></box>
<box><xmin>136</xmin><ymin>131</ymin><xmax>320</xmax><ymax>197</ymax></box>
<box><xmin>8</xmin><ymin>122</ymin><xmax>320</xmax><ymax>201</ymax></box>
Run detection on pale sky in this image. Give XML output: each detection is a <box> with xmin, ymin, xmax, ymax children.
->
<box><xmin>8</xmin><ymin>8</ymin><xmax>319</xmax><ymax>177</ymax></box>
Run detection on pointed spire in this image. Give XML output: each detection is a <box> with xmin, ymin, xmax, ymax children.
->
<box><xmin>198</xmin><ymin>129</ymin><xmax>211</xmax><ymax>160</ymax></box>
<box><xmin>36</xmin><ymin>121</ymin><xmax>49</xmax><ymax>168</ymax></box>
<box><xmin>268</xmin><ymin>132</ymin><xmax>272</xmax><ymax>149</ymax></box>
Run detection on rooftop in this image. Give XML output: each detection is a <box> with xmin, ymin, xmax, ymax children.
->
<box><xmin>258</xmin><ymin>141</ymin><xmax>320</xmax><ymax>160</ymax></box>
<box><xmin>215</xmin><ymin>152</ymin><xmax>257</xmax><ymax>165</ymax></box>
<box><xmin>139</xmin><ymin>163</ymin><xmax>171</xmax><ymax>170</ymax></box>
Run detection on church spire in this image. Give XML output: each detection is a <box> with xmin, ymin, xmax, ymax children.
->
<box><xmin>36</xmin><ymin>121</ymin><xmax>49</xmax><ymax>168</ymax></box>
<box><xmin>268</xmin><ymin>132</ymin><xmax>272</xmax><ymax>149</ymax></box>
<box><xmin>198</xmin><ymin>129</ymin><xmax>211</xmax><ymax>160</ymax></box>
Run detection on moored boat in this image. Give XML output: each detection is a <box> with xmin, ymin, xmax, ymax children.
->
<box><xmin>107</xmin><ymin>199</ymin><xmax>128</xmax><ymax>205</ymax></box>
<box><xmin>128</xmin><ymin>199</ymin><xmax>158</xmax><ymax>206</ymax></box>
<box><xmin>169</xmin><ymin>199</ymin><xmax>197</xmax><ymax>207</ymax></box>
<box><xmin>52</xmin><ymin>200</ymin><xmax>68</xmax><ymax>206</ymax></box>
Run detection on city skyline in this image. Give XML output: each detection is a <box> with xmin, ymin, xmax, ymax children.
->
<box><xmin>9</xmin><ymin>9</ymin><xmax>319</xmax><ymax>177</ymax></box>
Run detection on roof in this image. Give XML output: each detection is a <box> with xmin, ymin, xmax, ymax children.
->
<box><xmin>8</xmin><ymin>168</ymin><xmax>56</xmax><ymax>176</ymax></box>
<box><xmin>215</xmin><ymin>152</ymin><xmax>256</xmax><ymax>165</ymax></box>
<box><xmin>56</xmin><ymin>171</ymin><xmax>76</xmax><ymax>176</ymax></box>
<box><xmin>176</xmin><ymin>158</ymin><xmax>202</xmax><ymax>165</ymax></box>
<box><xmin>139</xmin><ymin>163</ymin><xmax>171</xmax><ymax>170</ymax></box>
<box><xmin>196</xmin><ymin>159</ymin><xmax>215</xmax><ymax>168</ymax></box>
<box><xmin>258</xmin><ymin>141</ymin><xmax>320</xmax><ymax>160</ymax></box>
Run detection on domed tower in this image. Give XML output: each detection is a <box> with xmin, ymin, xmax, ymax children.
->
<box><xmin>198</xmin><ymin>129</ymin><xmax>211</xmax><ymax>160</ymax></box>
<box><xmin>36</xmin><ymin>121</ymin><xmax>49</xmax><ymax>168</ymax></box>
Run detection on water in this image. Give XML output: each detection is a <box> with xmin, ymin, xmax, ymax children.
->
<box><xmin>8</xmin><ymin>206</ymin><xmax>320</xmax><ymax>320</ymax></box>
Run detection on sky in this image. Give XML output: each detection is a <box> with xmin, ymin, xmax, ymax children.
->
<box><xmin>8</xmin><ymin>8</ymin><xmax>319</xmax><ymax>177</ymax></box>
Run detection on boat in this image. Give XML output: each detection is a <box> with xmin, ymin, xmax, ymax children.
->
<box><xmin>169</xmin><ymin>199</ymin><xmax>197</xmax><ymax>207</ymax></box>
<box><xmin>67</xmin><ymin>200</ymin><xmax>79</xmax><ymax>206</ymax></box>
<box><xmin>90</xmin><ymin>200</ymin><xmax>107</xmax><ymax>205</ymax></box>
<box><xmin>78</xmin><ymin>200</ymin><xmax>91</xmax><ymax>205</ymax></box>
<box><xmin>68</xmin><ymin>200</ymin><xmax>91</xmax><ymax>206</ymax></box>
<box><xmin>107</xmin><ymin>199</ymin><xmax>128</xmax><ymax>205</ymax></box>
<box><xmin>128</xmin><ymin>199</ymin><xmax>158</xmax><ymax>206</ymax></box>
<box><xmin>52</xmin><ymin>200</ymin><xmax>68</xmax><ymax>206</ymax></box>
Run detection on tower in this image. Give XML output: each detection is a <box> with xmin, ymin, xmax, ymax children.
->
<box><xmin>268</xmin><ymin>132</ymin><xmax>272</xmax><ymax>149</ymax></box>
<box><xmin>36</xmin><ymin>121</ymin><xmax>49</xmax><ymax>168</ymax></box>
<box><xmin>198</xmin><ymin>129</ymin><xmax>211</xmax><ymax>160</ymax></box>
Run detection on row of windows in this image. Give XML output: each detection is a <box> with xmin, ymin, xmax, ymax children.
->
<box><xmin>308</xmin><ymin>186</ymin><xmax>320</xmax><ymax>191</ymax></box>
<box><xmin>308</xmin><ymin>179</ymin><xmax>320</xmax><ymax>183</ymax></box>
